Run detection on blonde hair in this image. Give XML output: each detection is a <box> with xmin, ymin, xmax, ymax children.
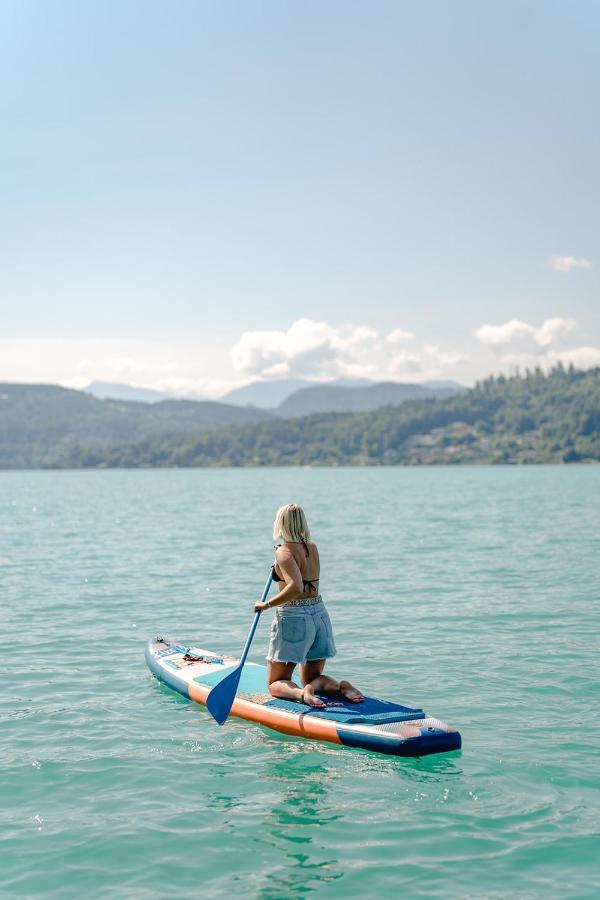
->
<box><xmin>273</xmin><ymin>503</ymin><xmax>311</xmax><ymax>543</ymax></box>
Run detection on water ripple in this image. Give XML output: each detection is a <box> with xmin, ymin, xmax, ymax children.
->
<box><xmin>1</xmin><ymin>467</ymin><xmax>599</xmax><ymax>898</ymax></box>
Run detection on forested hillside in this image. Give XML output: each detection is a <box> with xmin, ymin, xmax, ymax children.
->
<box><xmin>276</xmin><ymin>380</ymin><xmax>464</xmax><ymax>417</ymax></box>
<box><xmin>61</xmin><ymin>366</ymin><xmax>600</xmax><ymax>468</ymax></box>
<box><xmin>0</xmin><ymin>385</ymin><xmax>273</xmax><ymax>468</ymax></box>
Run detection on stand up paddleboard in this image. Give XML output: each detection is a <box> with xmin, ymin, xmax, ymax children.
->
<box><xmin>145</xmin><ymin>637</ymin><xmax>461</xmax><ymax>757</ymax></box>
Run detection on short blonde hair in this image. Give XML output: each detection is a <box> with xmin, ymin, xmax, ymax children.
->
<box><xmin>273</xmin><ymin>503</ymin><xmax>311</xmax><ymax>543</ymax></box>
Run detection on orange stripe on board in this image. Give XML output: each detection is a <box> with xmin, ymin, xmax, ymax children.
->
<box><xmin>231</xmin><ymin>696</ymin><xmax>343</xmax><ymax>744</ymax></box>
<box><xmin>187</xmin><ymin>680</ymin><xmax>342</xmax><ymax>745</ymax></box>
<box><xmin>188</xmin><ymin>680</ymin><xmax>209</xmax><ymax>704</ymax></box>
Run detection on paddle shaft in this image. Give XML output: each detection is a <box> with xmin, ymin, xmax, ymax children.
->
<box><xmin>237</xmin><ymin>569</ymin><xmax>274</xmax><ymax>670</ymax></box>
<box><xmin>205</xmin><ymin>569</ymin><xmax>274</xmax><ymax>725</ymax></box>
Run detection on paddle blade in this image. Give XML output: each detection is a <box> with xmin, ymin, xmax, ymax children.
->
<box><xmin>205</xmin><ymin>666</ymin><xmax>243</xmax><ymax>725</ymax></box>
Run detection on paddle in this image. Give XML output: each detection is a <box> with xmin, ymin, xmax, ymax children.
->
<box><xmin>205</xmin><ymin>569</ymin><xmax>274</xmax><ymax>725</ymax></box>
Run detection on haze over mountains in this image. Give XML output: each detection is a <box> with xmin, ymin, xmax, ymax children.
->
<box><xmin>85</xmin><ymin>381</ymin><xmax>174</xmax><ymax>403</ymax></box>
<box><xmin>84</xmin><ymin>377</ymin><xmax>466</xmax><ymax>410</ymax></box>
<box><xmin>277</xmin><ymin>381</ymin><xmax>465</xmax><ymax>418</ymax></box>
<box><xmin>85</xmin><ymin>378</ymin><xmax>367</xmax><ymax>405</ymax></box>
<box><xmin>2</xmin><ymin>378</ymin><xmax>465</xmax><ymax>468</ymax></box>
<box><xmin>220</xmin><ymin>378</ymin><xmax>374</xmax><ymax>408</ymax></box>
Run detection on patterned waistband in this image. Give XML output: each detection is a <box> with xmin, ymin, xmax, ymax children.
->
<box><xmin>282</xmin><ymin>594</ymin><xmax>323</xmax><ymax>607</ymax></box>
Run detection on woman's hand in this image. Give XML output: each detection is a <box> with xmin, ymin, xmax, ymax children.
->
<box><xmin>254</xmin><ymin>600</ymin><xmax>270</xmax><ymax>613</ymax></box>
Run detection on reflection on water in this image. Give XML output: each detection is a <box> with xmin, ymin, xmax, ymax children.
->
<box><xmin>255</xmin><ymin>747</ymin><xmax>344</xmax><ymax>896</ymax></box>
<box><xmin>393</xmin><ymin>753</ymin><xmax>463</xmax><ymax>782</ymax></box>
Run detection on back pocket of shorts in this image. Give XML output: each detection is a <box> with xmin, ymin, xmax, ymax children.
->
<box><xmin>281</xmin><ymin>617</ymin><xmax>306</xmax><ymax>643</ymax></box>
<box><xmin>321</xmin><ymin>611</ymin><xmax>334</xmax><ymax>640</ymax></box>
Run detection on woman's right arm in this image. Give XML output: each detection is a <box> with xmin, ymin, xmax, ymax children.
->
<box><xmin>265</xmin><ymin>548</ymin><xmax>303</xmax><ymax>608</ymax></box>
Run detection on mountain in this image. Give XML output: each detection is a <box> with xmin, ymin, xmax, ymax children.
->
<box><xmin>422</xmin><ymin>380</ymin><xmax>467</xmax><ymax>392</ymax></box>
<box><xmin>0</xmin><ymin>384</ymin><xmax>274</xmax><ymax>469</ymax></box>
<box><xmin>84</xmin><ymin>381</ymin><xmax>175</xmax><ymax>403</ymax></box>
<box><xmin>85</xmin><ymin>376</ymin><xmax>465</xmax><ymax>411</ymax></box>
<box><xmin>62</xmin><ymin>365</ymin><xmax>600</xmax><ymax>468</ymax></box>
<box><xmin>221</xmin><ymin>377</ymin><xmax>372</xmax><ymax>408</ymax></box>
<box><xmin>222</xmin><ymin>379</ymin><xmax>311</xmax><ymax>408</ymax></box>
<box><xmin>4</xmin><ymin>368</ymin><xmax>597</xmax><ymax>469</ymax></box>
<box><xmin>276</xmin><ymin>380</ymin><xmax>465</xmax><ymax>417</ymax></box>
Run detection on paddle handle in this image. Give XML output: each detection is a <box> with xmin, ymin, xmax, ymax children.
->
<box><xmin>237</xmin><ymin>569</ymin><xmax>274</xmax><ymax>669</ymax></box>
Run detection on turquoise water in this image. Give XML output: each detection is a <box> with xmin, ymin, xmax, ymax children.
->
<box><xmin>1</xmin><ymin>467</ymin><xmax>599</xmax><ymax>899</ymax></box>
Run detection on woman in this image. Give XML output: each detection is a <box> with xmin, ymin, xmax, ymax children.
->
<box><xmin>254</xmin><ymin>503</ymin><xmax>363</xmax><ymax>708</ymax></box>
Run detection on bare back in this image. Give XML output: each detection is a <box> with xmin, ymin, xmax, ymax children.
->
<box><xmin>274</xmin><ymin>540</ymin><xmax>320</xmax><ymax>598</ymax></box>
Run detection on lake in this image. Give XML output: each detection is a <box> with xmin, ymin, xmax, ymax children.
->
<box><xmin>1</xmin><ymin>467</ymin><xmax>598</xmax><ymax>898</ymax></box>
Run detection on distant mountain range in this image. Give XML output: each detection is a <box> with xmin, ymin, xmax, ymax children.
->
<box><xmin>1</xmin><ymin>368</ymin><xmax>598</xmax><ymax>468</ymax></box>
<box><xmin>84</xmin><ymin>377</ymin><xmax>467</xmax><ymax>411</ymax></box>
<box><xmin>220</xmin><ymin>377</ymin><xmax>372</xmax><ymax>408</ymax></box>
<box><xmin>2</xmin><ymin>378</ymin><xmax>461</xmax><ymax>468</ymax></box>
<box><xmin>277</xmin><ymin>380</ymin><xmax>465</xmax><ymax>417</ymax></box>
<box><xmin>67</xmin><ymin>366</ymin><xmax>600</xmax><ymax>468</ymax></box>
<box><xmin>0</xmin><ymin>384</ymin><xmax>273</xmax><ymax>469</ymax></box>
<box><xmin>84</xmin><ymin>381</ymin><xmax>176</xmax><ymax>403</ymax></box>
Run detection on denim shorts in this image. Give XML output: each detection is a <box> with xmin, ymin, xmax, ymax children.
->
<box><xmin>267</xmin><ymin>596</ymin><xmax>337</xmax><ymax>664</ymax></box>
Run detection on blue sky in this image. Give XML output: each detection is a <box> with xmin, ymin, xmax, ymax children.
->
<box><xmin>1</xmin><ymin>0</ymin><xmax>598</xmax><ymax>395</ymax></box>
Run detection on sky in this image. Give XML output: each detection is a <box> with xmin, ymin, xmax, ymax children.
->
<box><xmin>1</xmin><ymin>0</ymin><xmax>598</xmax><ymax>397</ymax></box>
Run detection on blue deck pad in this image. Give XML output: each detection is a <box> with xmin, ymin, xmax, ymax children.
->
<box><xmin>195</xmin><ymin>663</ymin><xmax>269</xmax><ymax>694</ymax></box>
<box><xmin>195</xmin><ymin>663</ymin><xmax>426</xmax><ymax>724</ymax></box>
<box><xmin>264</xmin><ymin>695</ymin><xmax>425</xmax><ymax>725</ymax></box>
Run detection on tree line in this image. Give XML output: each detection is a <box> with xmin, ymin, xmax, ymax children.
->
<box><xmin>62</xmin><ymin>365</ymin><xmax>600</xmax><ymax>468</ymax></box>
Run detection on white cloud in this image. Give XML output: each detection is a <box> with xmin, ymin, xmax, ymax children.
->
<box><xmin>0</xmin><ymin>325</ymin><xmax>467</xmax><ymax>398</ymax></box>
<box><xmin>499</xmin><ymin>352</ymin><xmax>541</xmax><ymax>367</ymax></box>
<box><xmin>388</xmin><ymin>349</ymin><xmax>421</xmax><ymax>374</ymax></box>
<box><xmin>548</xmin><ymin>346</ymin><xmax>600</xmax><ymax>368</ymax></box>
<box><xmin>0</xmin><ymin>336</ymin><xmax>236</xmax><ymax>399</ymax></box>
<box><xmin>102</xmin><ymin>356</ymin><xmax>147</xmax><ymax>377</ymax></box>
<box><xmin>231</xmin><ymin>318</ymin><xmax>380</xmax><ymax>380</ymax></box>
<box><xmin>500</xmin><ymin>346</ymin><xmax>600</xmax><ymax>372</ymax></box>
<box><xmin>386</xmin><ymin>328</ymin><xmax>416</xmax><ymax>344</ymax></box>
<box><xmin>549</xmin><ymin>256</ymin><xmax>592</xmax><ymax>273</ymax></box>
<box><xmin>475</xmin><ymin>319</ymin><xmax>536</xmax><ymax>346</ymax></box>
<box><xmin>475</xmin><ymin>317</ymin><xmax>576</xmax><ymax>350</ymax></box>
<box><xmin>535</xmin><ymin>317</ymin><xmax>576</xmax><ymax>346</ymax></box>
<box><xmin>475</xmin><ymin>316</ymin><xmax>600</xmax><ymax>373</ymax></box>
<box><xmin>424</xmin><ymin>344</ymin><xmax>466</xmax><ymax>367</ymax></box>
<box><xmin>388</xmin><ymin>344</ymin><xmax>466</xmax><ymax>379</ymax></box>
<box><xmin>230</xmin><ymin>327</ymin><xmax>290</xmax><ymax>377</ymax></box>
<box><xmin>335</xmin><ymin>325</ymin><xmax>378</xmax><ymax>348</ymax></box>
<box><xmin>4</xmin><ymin>316</ymin><xmax>594</xmax><ymax>402</ymax></box>
<box><xmin>231</xmin><ymin>318</ymin><xmax>465</xmax><ymax>383</ymax></box>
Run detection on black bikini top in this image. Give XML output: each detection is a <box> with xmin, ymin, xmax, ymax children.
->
<box><xmin>272</xmin><ymin>539</ymin><xmax>319</xmax><ymax>593</ymax></box>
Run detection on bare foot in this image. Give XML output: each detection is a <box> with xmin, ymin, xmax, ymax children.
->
<box><xmin>339</xmin><ymin>680</ymin><xmax>364</xmax><ymax>703</ymax></box>
<box><xmin>302</xmin><ymin>685</ymin><xmax>326</xmax><ymax>708</ymax></box>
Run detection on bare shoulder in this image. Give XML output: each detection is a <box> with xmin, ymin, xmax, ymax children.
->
<box><xmin>275</xmin><ymin>543</ymin><xmax>294</xmax><ymax>561</ymax></box>
<box><xmin>275</xmin><ymin>544</ymin><xmax>297</xmax><ymax>570</ymax></box>
<box><xmin>275</xmin><ymin>543</ymin><xmax>302</xmax><ymax>585</ymax></box>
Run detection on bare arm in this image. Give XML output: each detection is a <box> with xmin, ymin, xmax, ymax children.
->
<box><xmin>254</xmin><ymin>547</ymin><xmax>302</xmax><ymax>611</ymax></box>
